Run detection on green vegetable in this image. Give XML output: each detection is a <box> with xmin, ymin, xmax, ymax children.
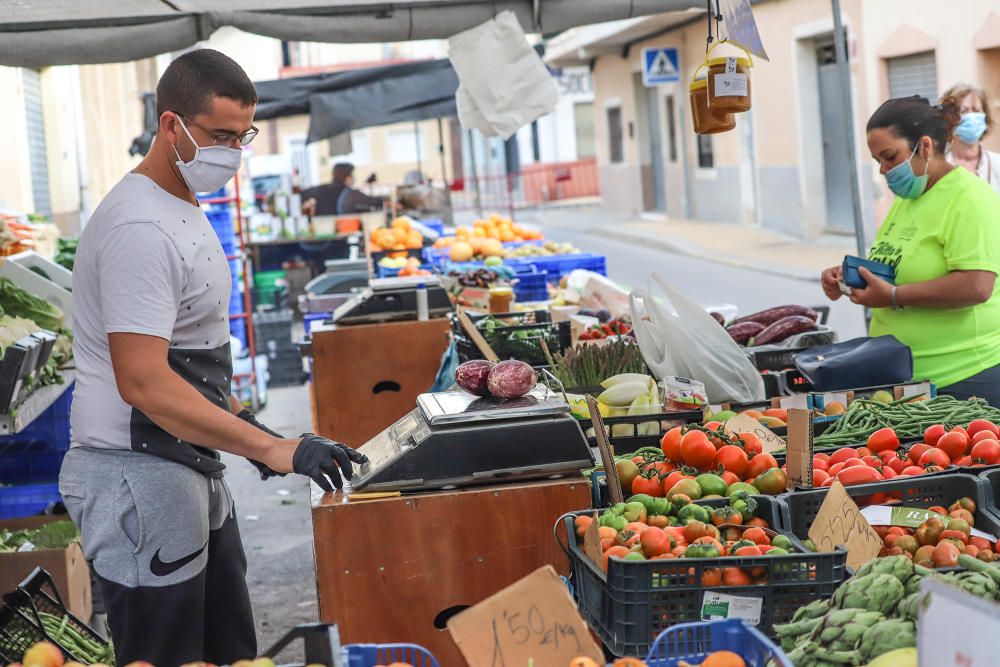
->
<box><xmin>0</xmin><ymin>278</ymin><xmax>64</xmax><ymax>331</ymax></box>
<box><xmin>0</xmin><ymin>520</ymin><xmax>77</xmax><ymax>551</ymax></box>
<box><xmin>831</xmin><ymin>573</ymin><xmax>905</xmax><ymax>614</ymax></box>
<box><xmin>552</xmin><ymin>338</ymin><xmax>646</xmax><ymax>388</ymax></box>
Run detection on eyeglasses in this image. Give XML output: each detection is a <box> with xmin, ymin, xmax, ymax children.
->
<box><xmin>174</xmin><ymin>113</ymin><xmax>259</xmax><ymax>147</ymax></box>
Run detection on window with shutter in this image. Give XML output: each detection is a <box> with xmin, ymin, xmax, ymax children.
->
<box><xmin>887</xmin><ymin>51</ymin><xmax>938</xmax><ymax>102</ymax></box>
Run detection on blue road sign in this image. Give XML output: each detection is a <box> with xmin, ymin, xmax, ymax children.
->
<box><xmin>642</xmin><ymin>47</ymin><xmax>680</xmax><ymax>86</ymax></box>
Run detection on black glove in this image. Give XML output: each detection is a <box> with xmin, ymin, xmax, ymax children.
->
<box><xmin>238</xmin><ymin>409</ymin><xmax>287</xmax><ymax>481</ymax></box>
<box><xmin>292</xmin><ymin>433</ymin><xmax>368</xmax><ymax>492</ymax></box>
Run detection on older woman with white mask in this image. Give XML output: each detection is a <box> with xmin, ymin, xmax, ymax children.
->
<box><xmin>942</xmin><ymin>83</ymin><xmax>1000</xmax><ymax>193</ymax></box>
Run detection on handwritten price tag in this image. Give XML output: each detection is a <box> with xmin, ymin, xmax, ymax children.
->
<box><xmin>447</xmin><ymin>565</ymin><xmax>603</xmax><ymax>666</ymax></box>
<box><xmin>723</xmin><ymin>414</ymin><xmax>785</xmax><ymax>453</ymax></box>
<box><xmin>807</xmin><ymin>480</ymin><xmax>882</xmax><ymax>569</ymax></box>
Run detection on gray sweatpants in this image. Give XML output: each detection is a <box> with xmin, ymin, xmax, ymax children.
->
<box><xmin>59</xmin><ymin>447</ymin><xmax>256</xmax><ymax>666</ymax></box>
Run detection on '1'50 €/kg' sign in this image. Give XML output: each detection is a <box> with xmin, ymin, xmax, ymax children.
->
<box><xmin>807</xmin><ymin>480</ymin><xmax>882</xmax><ymax>569</ymax></box>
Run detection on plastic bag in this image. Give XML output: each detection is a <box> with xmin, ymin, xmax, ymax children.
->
<box><xmin>448</xmin><ymin>11</ymin><xmax>558</xmax><ymax>139</ymax></box>
<box><xmin>630</xmin><ymin>274</ymin><xmax>765</xmax><ymax>403</ymax></box>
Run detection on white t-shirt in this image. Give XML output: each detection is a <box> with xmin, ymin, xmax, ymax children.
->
<box><xmin>70</xmin><ymin>173</ymin><xmax>233</xmax><ymax>474</ymax></box>
<box><xmin>947</xmin><ymin>147</ymin><xmax>1000</xmax><ymax>194</ymax></box>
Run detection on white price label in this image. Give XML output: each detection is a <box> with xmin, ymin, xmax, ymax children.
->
<box><xmin>701</xmin><ymin>591</ymin><xmax>763</xmax><ymax>625</ymax></box>
<box><xmin>714</xmin><ymin>73</ymin><xmax>748</xmax><ymax>97</ymax></box>
<box><xmin>919</xmin><ymin>577</ymin><xmax>1000</xmax><ymax>667</ymax></box>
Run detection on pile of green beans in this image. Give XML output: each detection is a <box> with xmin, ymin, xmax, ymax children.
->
<box><xmin>38</xmin><ymin>611</ymin><xmax>114</xmax><ymax>665</ymax></box>
<box><xmin>815</xmin><ymin>395</ymin><xmax>1000</xmax><ymax>447</ymax></box>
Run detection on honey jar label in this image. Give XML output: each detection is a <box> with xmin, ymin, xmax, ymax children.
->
<box><xmin>726</xmin><ymin>56</ymin><xmax>738</xmax><ymax>73</ymax></box>
<box><xmin>714</xmin><ymin>72</ymin><xmax>748</xmax><ymax>97</ymax></box>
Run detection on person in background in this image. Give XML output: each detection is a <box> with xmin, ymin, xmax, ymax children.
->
<box><xmin>942</xmin><ymin>83</ymin><xmax>1000</xmax><ymax>193</ymax></box>
<box><xmin>301</xmin><ymin>162</ymin><xmax>385</xmax><ymax>216</ymax></box>
<box><xmin>821</xmin><ymin>96</ymin><xmax>1000</xmax><ymax>406</ymax></box>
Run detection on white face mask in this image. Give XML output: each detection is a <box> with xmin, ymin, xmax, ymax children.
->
<box><xmin>172</xmin><ymin>116</ymin><xmax>242</xmax><ymax>194</ymax></box>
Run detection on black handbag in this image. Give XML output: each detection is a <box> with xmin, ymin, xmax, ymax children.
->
<box><xmin>794</xmin><ymin>336</ymin><xmax>913</xmax><ymax>392</ymax></box>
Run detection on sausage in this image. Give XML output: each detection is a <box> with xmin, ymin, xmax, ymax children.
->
<box><xmin>726</xmin><ymin>321</ymin><xmax>766</xmax><ymax>345</ymax></box>
<box><xmin>731</xmin><ymin>305</ymin><xmax>819</xmax><ymax>327</ymax></box>
<box><xmin>752</xmin><ymin>315</ymin><xmax>818</xmax><ymax>346</ymax></box>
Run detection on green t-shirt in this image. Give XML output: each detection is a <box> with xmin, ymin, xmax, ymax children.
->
<box><xmin>869</xmin><ymin>166</ymin><xmax>1000</xmax><ymax>388</ymax></box>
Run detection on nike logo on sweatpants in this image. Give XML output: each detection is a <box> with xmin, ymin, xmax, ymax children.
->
<box><xmin>150</xmin><ymin>541</ymin><xmax>209</xmax><ymax>577</ymax></box>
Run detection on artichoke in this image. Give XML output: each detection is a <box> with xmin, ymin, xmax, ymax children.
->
<box><xmin>896</xmin><ymin>592</ymin><xmax>921</xmax><ymax>621</ymax></box>
<box><xmin>903</xmin><ymin>573</ymin><xmax>924</xmax><ymax>596</ymax></box>
<box><xmin>791</xmin><ymin>598</ymin><xmax>833</xmax><ymax>623</ymax></box>
<box><xmin>812</xmin><ymin>608</ymin><xmax>885</xmax><ymax>653</ymax></box>
<box><xmin>832</xmin><ymin>574</ymin><xmax>905</xmax><ymax>615</ymax></box>
<box><xmin>949</xmin><ymin>571</ymin><xmax>998</xmax><ymax>599</ymax></box>
<box><xmin>858</xmin><ymin>619</ymin><xmax>916</xmax><ymax>662</ymax></box>
<box><xmin>852</xmin><ymin>555</ymin><xmax>915</xmax><ymax>584</ymax></box>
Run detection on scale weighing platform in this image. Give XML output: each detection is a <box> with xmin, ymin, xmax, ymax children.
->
<box><xmin>332</xmin><ymin>275</ymin><xmax>452</xmax><ymax>324</ymax></box>
<box><xmin>351</xmin><ymin>385</ymin><xmax>594</xmax><ymax>492</ymax></box>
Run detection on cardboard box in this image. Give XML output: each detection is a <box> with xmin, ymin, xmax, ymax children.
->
<box><xmin>0</xmin><ymin>514</ymin><xmax>92</xmax><ymax>620</ymax></box>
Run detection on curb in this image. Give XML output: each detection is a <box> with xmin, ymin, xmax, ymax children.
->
<box><xmin>586</xmin><ymin>227</ymin><xmax>822</xmax><ymax>283</ymax></box>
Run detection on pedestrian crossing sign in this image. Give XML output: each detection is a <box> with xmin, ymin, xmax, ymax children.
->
<box><xmin>642</xmin><ymin>47</ymin><xmax>680</xmax><ymax>86</ymax></box>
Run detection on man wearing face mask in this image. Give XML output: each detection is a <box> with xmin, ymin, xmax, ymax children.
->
<box><xmin>942</xmin><ymin>83</ymin><xmax>1000</xmax><ymax>193</ymax></box>
<box><xmin>820</xmin><ymin>95</ymin><xmax>1000</xmax><ymax>406</ymax></box>
<box><xmin>59</xmin><ymin>49</ymin><xmax>366</xmax><ymax>667</ymax></box>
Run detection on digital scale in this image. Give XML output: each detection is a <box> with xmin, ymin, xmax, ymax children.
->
<box><xmin>332</xmin><ymin>275</ymin><xmax>452</xmax><ymax>325</ymax></box>
<box><xmin>351</xmin><ymin>384</ymin><xmax>594</xmax><ymax>492</ymax></box>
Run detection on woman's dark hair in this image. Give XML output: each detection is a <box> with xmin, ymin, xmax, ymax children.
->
<box><xmin>156</xmin><ymin>49</ymin><xmax>258</xmax><ymax>118</ymax></box>
<box><xmin>866</xmin><ymin>95</ymin><xmax>962</xmax><ymax>154</ymax></box>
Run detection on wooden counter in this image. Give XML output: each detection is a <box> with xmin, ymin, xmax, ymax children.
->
<box><xmin>310</xmin><ymin>478</ymin><xmax>591</xmax><ymax>666</ymax></box>
<box><xmin>309</xmin><ymin>318</ymin><xmax>450</xmax><ymax>447</ymax></box>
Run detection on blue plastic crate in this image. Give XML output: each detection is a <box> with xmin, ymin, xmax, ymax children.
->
<box><xmin>507</xmin><ymin>253</ymin><xmax>607</xmax><ymax>283</ymax></box>
<box><xmin>0</xmin><ymin>482</ymin><xmax>61</xmax><ymax>519</ymax></box>
<box><xmin>512</xmin><ymin>265</ymin><xmax>549</xmax><ymax>302</ymax></box>
<box><xmin>417</xmin><ymin>218</ymin><xmax>445</xmax><ymax>236</ymax></box>
<box><xmin>377</xmin><ymin>266</ymin><xmax>401</xmax><ymax>278</ymax></box>
<box><xmin>0</xmin><ymin>442</ymin><xmax>63</xmax><ymax>485</ymax></box>
<box><xmin>0</xmin><ymin>384</ymin><xmax>73</xmax><ymax>455</ymax></box>
<box><xmin>343</xmin><ymin>643</ymin><xmax>439</xmax><ymax>667</ymax></box>
<box><xmin>304</xmin><ymin>312</ymin><xmax>331</xmax><ymax>336</ymax></box>
<box><xmin>642</xmin><ymin>619</ymin><xmax>792</xmax><ymax>667</ymax></box>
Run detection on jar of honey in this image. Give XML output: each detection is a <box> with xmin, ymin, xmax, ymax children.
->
<box><xmin>489</xmin><ymin>285</ymin><xmax>514</xmax><ymax>313</ymax></box>
<box><xmin>690</xmin><ymin>78</ymin><xmax>735</xmax><ymax>135</ymax></box>
<box><xmin>707</xmin><ymin>53</ymin><xmax>752</xmax><ymax>114</ymax></box>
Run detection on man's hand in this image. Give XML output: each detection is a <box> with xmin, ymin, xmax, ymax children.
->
<box><xmin>302</xmin><ymin>198</ymin><xmax>317</xmax><ymax>217</ymax></box>
<box><xmin>821</xmin><ymin>265</ymin><xmax>845</xmax><ymax>301</ymax></box>
<box><xmin>848</xmin><ymin>267</ymin><xmax>894</xmax><ymax>309</ymax></box>
<box><xmin>237</xmin><ymin>409</ymin><xmax>287</xmax><ymax>480</ymax></box>
<box><xmin>292</xmin><ymin>434</ymin><xmax>368</xmax><ymax>492</ymax></box>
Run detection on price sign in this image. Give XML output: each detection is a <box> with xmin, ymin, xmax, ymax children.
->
<box><xmin>723</xmin><ymin>414</ymin><xmax>785</xmax><ymax>453</ymax></box>
<box><xmin>919</xmin><ymin>576</ymin><xmax>1000</xmax><ymax>666</ymax></box>
<box><xmin>447</xmin><ymin>566</ymin><xmax>604</xmax><ymax>666</ymax></box>
<box><xmin>784</xmin><ymin>408</ymin><xmax>814</xmax><ymax>489</ymax></box>
<box><xmin>807</xmin><ymin>480</ymin><xmax>882</xmax><ymax>569</ymax></box>
<box><xmin>701</xmin><ymin>591</ymin><xmax>763</xmax><ymax>624</ymax></box>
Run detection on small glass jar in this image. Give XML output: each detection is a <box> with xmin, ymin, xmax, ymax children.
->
<box><xmin>690</xmin><ymin>79</ymin><xmax>735</xmax><ymax>135</ymax></box>
<box><xmin>489</xmin><ymin>285</ymin><xmax>514</xmax><ymax>313</ymax></box>
<box><xmin>707</xmin><ymin>56</ymin><xmax>752</xmax><ymax>114</ymax></box>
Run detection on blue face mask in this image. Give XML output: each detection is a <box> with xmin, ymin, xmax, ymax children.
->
<box><xmin>955</xmin><ymin>112</ymin><xmax>987</xmax><ymax>144</ymax></box>
<box><xmin>885</xmin><ymin>144</ymin><xmax>929</xmax><ymax>199</ymax></box>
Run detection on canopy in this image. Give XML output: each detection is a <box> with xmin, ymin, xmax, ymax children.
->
<box><xmin>0</xmin><ymin>0</ymin><xmax>703</xmax><ymax>68</ymax></box>
<box><xmin>255</xmin><ymin>58</ymin><xmax>459</xmax><ymax>142</ymax></box>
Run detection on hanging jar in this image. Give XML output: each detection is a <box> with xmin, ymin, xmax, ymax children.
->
<box><xmin>689</xmin><ymin>77</ymin><xmax>735</xmax><ymax>135</ymax></box>
<box><xmin>705</xmin><ymin>41</ymin><xmax>753</xmax><ymax>114</ymax></box>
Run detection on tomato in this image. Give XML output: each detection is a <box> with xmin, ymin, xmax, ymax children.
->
<box><xmin>829</xmin><ymin>448</ymin><xmax>858</xmax><ymax>466</ymax></box>
<box><xmin>722</xmin><ymin>567</ymin><xmax>752</xmax><ymax>586</ymax></box>
<box><xmin>841</xmin><ymin>458</ymin><xmax>865</xmax><ymax>468</ymax></box>
<box><xmin>680</xmin><ymin>430</ymin><xmax>717</xmax><ymax>468</ymax></box>
<box><xmin>640</xmin><ymin>527</ymin><xmax>674</xmax><ymax>558</ymax></box>
<box><xmin>663</xmin><ymin>470</ymin><xmax>694</xmax><ymax>494</ymax></box>
<box><xmin>812</xmin><ymin>456</ymin><xmax>829</xmax><ymax>471</ymax></box>
<box><xmin>936</xmin><ymin>432</ymin><xmax>968</xmax><ymax>462</ymax></box>
<box><xmin>877</xmin><ymin>450</ymin><xmax>897</xmax><ymax>465</ymax></box>
<box><xmin>968</xmin><ymin>419</ymin><xmax>1000</xmax><ymax>438</ymax></box>
<box><xmin>908</xmin><ymin>443</ymin><xmax>931</xmax><ymax>465</ymax></box>
<box><xmin>867</xmin><ymin>428</ymin><xmax>900</xmax><ymax>453</ymax></box>
<box><xmin>973</xmin><ymin>430</ymin><xmax>998</xmax><ymax>445</ymax></box>
<box><xmin>821</xmin><ymin>475</ymin><xmax>835</xmax><ymax>486</ymax></box>
<box><xmin>661</xmin><ymin>427</ymin><xmax>684</xmax><ymax>462</ymax></box>
<box><xmin>861</xmin><ymin>455</ymin><xmax>884</xmax><ymax>469</ymax></box>
<box><xmin>720</xmin><ymin>470</ymin><xmax>740</xmax><ymax>487</ymax></box>
<box><xmin>747</xmin><ymin>453</ymin><xmax>779</xmax><ymax>479</ymax></box>
<box><xmin>742</xmin><ymin>526</ymin><xmax>770</xmax><ymax>545</ymax></box>
<box><xmin>918</xmin><ymin>447</ymin><xmax>950</xmax><ymax>468</ymax></box>
<box><xmin>955</xmin><ymin>455</ymin><xmax>973</xmax><ymax>466</ymax></box>
<box><xmin>837</xmin><ymin>465</ymin><xmax>882</xmax><ymax>486</ymax></box>
<box><xmin>827</xmin><ymin>462</ymin><xmax>846</xmax><ymax>477</ymax></box>
<box><xmin>643</xmin><ymin>460</ymin><xmax>673</xmax><ymax>477</ymax></box>
<box><xmin>701</xmin><ymin>567</ymin><xmax>723</xmax><ymax>586</ymax></box>
<box><xmin>971</xmin><ymin>439</ymin><xmax>1000</xmax><ymax>465</ymax></box>
<box><xmin>812</xmin><ymin>468</ymin><xmax>830</xmax><ymax>487</ymax></box>
<box><xmin>715</xmin><ymin>445</ymin><xmax>749</xmax><ymax>477</ymax></box>
<box><xmin>900</xmin><ymin>465</ymin><xmax>925</xmax><ymax>476</ymax></box>
<box><xmin>737</xmin><ymin>432</ymin><xmax>763</xmax><ymax>457</ymax></box>
<box><xmin>632</xmin><ymin>473</ymin><xmax>665</xmax><ymax>497</ymax></box>
<box><xmin>814</xmin><ymin>452</ymin><xmax>831</xmax><ymax>464</ymax></box>
<box><xmin>950</xmin><ymin>426</ymin><xmax>971</xmax><ymax>442</ymax></box>
<box><xmin>753</xmin><ymin>467</ymin><xmax>787</xmax><ymax>495</ymax></box>
<box><xmin>881</xmin><ymin>466</ymin><xmax>898</xmax><ymax>479</ymax></box>
<box><xmin>856</xmin><ymin>447</ymin><xmax>874</xmax><ymax>459</ymax></box>
<box><xmin>703</xmin><ymin>421</ymin><xmax>727</xmax><ymax>448</ymax></box>
<box><xmin>924</xmin><ymin>424</ymin><xmax>946</xmax><ymax>447</ymax></box>
<box><xmin>615</xmin><ymin>459</ymin><xmax>640</xmax><ymax>494</ymax></box>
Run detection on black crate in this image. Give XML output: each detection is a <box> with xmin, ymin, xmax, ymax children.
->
<box><xmin>0</xmin><ymin>568</ymin><xmax>113</xmax><ymax>664</ymax></box>
<box><xmin>583</xmin><ymin>411</ymin><xmax>704</xmax><ymax>452</ymax></box>
<box><xmin>559</xmin><ymin>513</ymin><xmax>847</xmax><ymax>657</ymax></box>
<box><xmin>780</xmin><ymin>472</ymin><xmax>1000</xmax><ymax>541</ymax></box>
<box><xmin>452</xmin><ymin>310</ymin><xmax>571</xmax><ymax>367</ymax></box>
<box><xmin>977</xmin><ymin>468</ymin><xmax>1000</xmax><ymax>522</ymax></box>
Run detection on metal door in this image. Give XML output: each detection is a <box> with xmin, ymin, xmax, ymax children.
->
<box><xmin>647</xmin><ymin>86</ymin><xmax>666</xmax><ymax>211</ymax></box>
<box><xmin>22</xmin><ymin>69</ymin><xmax>51</xmax><ymax>217</ymax></box>
<box><xmin>817</xmin><ymin>43</ymin><xmax>853</xmax><ymax>233</ymax></box>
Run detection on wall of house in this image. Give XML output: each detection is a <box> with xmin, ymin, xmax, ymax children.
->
<box><xmin>0</xmin><ymin>68</ymin><xmax>35</xmax><ymax>215</ymax></box>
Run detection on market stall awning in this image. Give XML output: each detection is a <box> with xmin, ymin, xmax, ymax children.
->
<box><xmin>255</xmin><ymin>58</ymin><xmax>460</xmax><ymax>142</ymax></box>
<box><xmin>0</xmin><ymin>0</ymin><xmax>704</xmax><ymax>68</ymax></box>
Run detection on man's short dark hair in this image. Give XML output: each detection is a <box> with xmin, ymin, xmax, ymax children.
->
<box><xmin>332</xmin><ymin>163</ymin><xmax>355</xmax><ymax>183</ymax></box>
<box><xmin>156</xmin><ymin>49</ymin><xmax>258</xmax><ymax>118</ymax></box>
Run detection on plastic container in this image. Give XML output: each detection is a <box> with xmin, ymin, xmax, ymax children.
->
<box><xmin>511</xmin><ymin>265</ymin><xmax>549</xmax><ymax>303</ymax></box>
<box><xmin>343</xmin><ymin>644</ymin><xmax>439</xmax><ymax>667</ymax></box>
<box><xmin>583</xmin><ymin>410</ymin><xmax>703</xmax><ymax>456</ymax></box>
<box><xmin>506</xmin><ymin>253</ymin><xmax>608</xmax><ymax>283</ymax></box>
<box><xmin>689</xmin><ymin>79</ymin><xmax>735</xmax><ymax>135</ymax></box>
<box><xmin>488</xmin><ymin>285</ymin><xmax>514</xmax><ymax>313</ymax></box>
<box><xmin>707</xmin><ymin>55</ymin><xmax>753</xmax><ymax>114</ymax></box>
<box><xmin>559</xmin><ymin>513</ymin><xmax>847</xmax><ymax>657</ymax></box>
<box><xmin>261</xmin><ymin>623</ymin><xmax>440</xmax><ymax>667</ymax></box>
<box><xmin>643</xmin><ymin>619</ymin><xmax>792</xmax><ymax>667</ymax></box>
<box><xmin>0</xmin><ymin>482</ymin><xmax>61</xmax><ymax>519</ymax></box>
<box><xmin>451</xmin><ymin>310</ymin><xmax>571</xmax><ymax>367</ymax></box>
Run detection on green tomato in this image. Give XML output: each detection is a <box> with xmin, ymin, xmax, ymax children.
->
<box><xmin>626</xmin><ymin>494</ymin><xmax>657</xmax><ymax>516</ymax></box>
<box><xmin>771</xmin><ymin>535</ymin><xmax>793</xmax><ymax>551</ymax></box>
<box><xmin>685</xmin><ymin>544</ymin><xmax>721</xmax><ymax>558</ymax></box>
<box><xmin>623</xmin><ymin>552</ymin><xmax>646</xmax><ymax>561</ymax></box>
<box><xmin>695</xmin><ymin>473</ymin><xmax>729</xmax><ymax>498</ymax></box>
<box><xmin>727</xmin><ymin>482</ymin><xmax>758</xmax><ymax>498</ymax></box>
<box><xmin>677</xmin><ymin>504</ymin><xmax>711</xmax><ymax>525</ymax></box>
<box><xmin>767</xmin><ymin>547</ymin><xmax>790</xmax><ymax>556</ymax></box>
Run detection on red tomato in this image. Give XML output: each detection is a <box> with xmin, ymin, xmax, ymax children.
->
<box><xmin>861</xmin><ymin>455</ymin><xmax>884</xmax><ymax>469</ymax></box>
<box><xmin>746</xmin><ymin>453</ymin><xmax>779</xmax><ymax>479</ymax></box>
<box><xmin>644</xmin><ymin>460</ymin><xmax>673</xmax><ymax>477</ymax></box>
<box><xmin>661</xmin><ymin>427</ymin><xmax>684</xmax><ymax>462</ymax></box>
<box><xmin>936</xmin><ymin>432</ymin><xmax>968</xmax><ymax>462</ymax></box>
<box><xmin>967</xmin><ymin>419</ymin><xmax>1000</xmax><ymax>438</ymax></box>
<box><xmin>837</xmin><ymin>465</ymin><xmax>883</xmax><ymax>486</ymax></box>
<box><xmin>715</xmin><ymin>445</ymin><xmax>749</xmax><ymax>477</ymax></box>
<box><xmin>737</xmin><ymin>432</ymin><xmax>763</xmax><ymax>458</ymax></box>
<box><xmin>813</xmin><ymin>456</ymin><xmax>829</xmax><ymax>471</ymax></box>
<box><xmin>973</xmin><ymin>430</ymin><xmax>998</xmax><ymax>445</ymax></box>
<box><xmin>814</xmin><ymin>452</ymin><xmax>831</xmax><ymax>464</ymax></box>
<box><xmin>867</xmin><ymin>428</ymin><xmax>900</xmax><ymax>453</ymax></box>
<box><xmin>901</xmin><ymin>465</ymin><xmax>925</xmax><ymax>476</ymax></box>
<box><xmin>812</xmin><ymin>468</ymin><xmax>830</xmax><ymax>486</ymax></box>
<box><xmin>703</xmin><ymin>421</ymin><xmax>727</xmax><ymax>448</ymax></box>
<box><xmin>829</xmin><ymin>447</ymin><xmax>858</xmax><ymax>466</ymax></box>
<box><xmin>877</xmin><ymin>450</ymin><xmax>897</xmax><ymax>465</ymax></box>
<box><xmin>680</xmin><ymin>430</ymin><xmax>717</xmax><ymax>468</ymax></box>
<box><xmin>918</xmin><ymin>447</ymin><xmax>950</xmax><ymax>468</ymax></box>
<box><xmin>720</xmin><ymin>470</ymin><xmax>741</xmax><ymax>486</ymax></box>
<box><xmin>908</xmin><ymin>443</ymin><xmax>931</xmax><ymax>465</ymax></box>
<box><xmin>881</xmin><ymin>465</ymin><xmax>898</xmax><ymax>479</ymax></box>
<box><xmin>821</xmin><ymin>475</ymin><xmax>836</xmax><ymax>487</ymax></box>
<box><xmin>971</xmin><ymin>439</ymin><xmax>1000</xmax><ymax>465</ymax></box>
<box><xmin>888</xmin><ymin>456</ymin><xmax>910</xmax><ymax>474</ymax></box>
<box><xmin>632</xmin><ymin>474</ymin><xmax>665</xmax><ymax>497</ymax></box>
<box><xmin>951</xmin><ymin>426</ymin><xmax>971</xmax><ymax>442</ymax></box>
<box><xmin>662</xmin><ymin>470</ymin><xmax>694</xmax><ymax>493</ymax></box>
<box><xmin>841</xmin><ymin>458</ymin><xmax>866</xmax><ymax>469</ymax></box>
<box><xmin>955</xmin><ymin>455</ymin><xmax>973</xmax><ymax>467</ymax></box>
<box><xmin>924</xmin><ymin>424</ymin><xmax>946</xmax><ymax>447</ymax></box>
<box><xmin>827</xmin><ymin>462</ymin><xmax>847</xmax><ymax>477</ymax></box>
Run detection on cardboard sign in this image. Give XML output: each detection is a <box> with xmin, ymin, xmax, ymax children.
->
<box><xmin>807</xmin><ymin>480</ymin><xmax>882</xmax><ymax>569</ymax></box>
<box><xmin>588</xmin><ymin>394</ymin><xmax>623</xmax><ymax>505</ymax></box>
<box><xmin>784</xmin><ymin>408</ymin><xmax>814</xmax><ymax>489</ymax></box>
<box><xmin>779</xmin><ymin>393</ymin><xmax>809</xmax><ymax>410</ymax></box>
<box><xmin>918</xmin><ymin>576</ymin><xmax>1000</xmax><ymax>667</ymax></box>
<box><xmin>447</xmin><ymin>565</ymin><xmax>604</xmax><ymax>666</ymax></box>
<box><xmin>582</xmin><ymin>512</ymin><xmax>603</xmax><ymax>566</ymax></box>
<box><xmin>723</xmin><ymin>414</ymin><xmax>785</xmax><ymax>454</ymax></box>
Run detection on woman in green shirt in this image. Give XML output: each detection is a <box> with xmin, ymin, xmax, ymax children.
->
<box><xmin>821</xmin><ymin>96</ymin><xmax>1000</xmax><ymax>405</ymax></box>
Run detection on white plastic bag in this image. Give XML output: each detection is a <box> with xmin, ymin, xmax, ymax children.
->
<box><xmin>448</xmin><ymin>11</ymin><xmax>559</xmax><ymax>139</ymax></box>
<box><xmin>630</xmin><ymin>274</ymin><xmax>765</xmax><ymax>403</ymax></box>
